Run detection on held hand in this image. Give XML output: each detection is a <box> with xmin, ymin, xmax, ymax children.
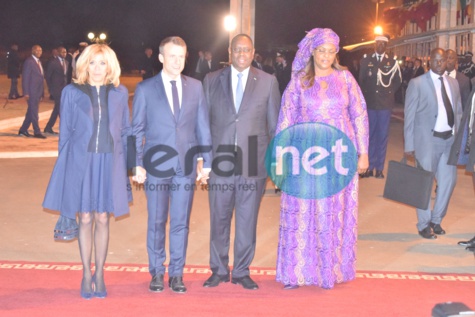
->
<box><xmin>132</xmin><ymin>166</ymin><xmax>147</xmax><ymax>184</ymax></box>
<box><xmin>357</xmin><ymin>154</ymin><xmax>369</xmax><ymax>175</ymax></box>
<box><xmin>196</xmin><ymin>160</ymin><xmax>210</xmax><ymax>185</ymax></box>
<box><xmin>404</xmin><ymin>151</ymin><xmax>415</xmax><ymax>159</ymax></box>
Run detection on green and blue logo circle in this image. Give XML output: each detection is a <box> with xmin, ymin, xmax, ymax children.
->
<box><xmin>265</xmin><ymin>122</ymin><xmax>357</xmax><ymax>199</ymax></box>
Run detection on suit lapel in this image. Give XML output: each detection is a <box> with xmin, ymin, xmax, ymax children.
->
<box><xmin>155</xmin><ymin>72</ymin><xmax>175</xmax><ymax>121</ymax></box>
<box><xmin>219</xmin><ymin>67</ymin><xmax>235</xmax><ymax>113</ymax></box>
<box><xmin>178</xmin><ymin>74</ymin><xmax>189</xmax><ymax>122</ymax></box>
<box><xmin>239</xmin><ymin>67</ymin><xmax>258</xmax><ymax>113</ymax></box>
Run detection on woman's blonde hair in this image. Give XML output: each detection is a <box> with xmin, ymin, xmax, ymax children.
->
<box><xmin>74</xmin><ymin>44</ymin><xmax>121</xmax><ymax>87</ymax></box>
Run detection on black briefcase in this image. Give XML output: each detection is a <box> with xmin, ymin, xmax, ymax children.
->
<box><xmin>432</xmin><ymin>302</ymin><xmax>475</xmax><ymax>316</ymax></box>
<box><xmin>383</xmin><ymin>158</ymin><xmax>434</xmax><ymax>209</ymax></box>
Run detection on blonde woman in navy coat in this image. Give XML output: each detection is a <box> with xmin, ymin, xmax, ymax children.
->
<box><xmin>43</xmin><ymin>44</ymin><xmax>132</xmax><ymax>299</ymax></box>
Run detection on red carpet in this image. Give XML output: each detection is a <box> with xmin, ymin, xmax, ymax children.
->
<box><xmin>1</xmin><ymin>261</ymin><xmax>475</xmax><ymax>317</ymax></box>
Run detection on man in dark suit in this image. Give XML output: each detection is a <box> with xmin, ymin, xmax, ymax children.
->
<box><xmin>412</xmin><ymin>59</ymin><xmax>425</xmax><ymax>78</ymax></box>
<box><xmin>446</xmin><ymin>49</ymin><xmax>471</xmax><ymax>111</ymax></box>
<box><xmin>405</xmin><ymin>48</ymin><xmax>462</xmax><ymax>239</ymax></box>
<box><xmin>198</xmin><ymin>51</ymin><xmax>219</xmax><ymax>79</ymax></box>
<box><xmin>359</xmin><ymin>34</ymin><xmax>402</xmax><ymax>179</ymax></box>
<box><xmin>44</xmin><ymin>46</ymin><xmax>68</xmax><ymax>135</ymax></box>
<box><xmin>65</xmin><ymin>46</ymin><xmax>75</xmax><ymax>84</ymax></box>
<box><xmin>448</xmin><ymin>84</ymin><xmax>475</xmax><ymax>251</ymax></box>
<box><xmin>139</xmin><ymin>47</ymin><xmax>157</xmax><ymax>80</ymax></box>
<box><xmin>132</xmin><ymin>36</ymin><xmax>212</xmax><ymax>294</ymax></box>
<box><xmin>202</xmin><ymin>34</ymin><xmax>280</xmax><ymax>290</ymax></box>
<box><xmin>6</xmin><ymin>43</ymin><xmax>21</xmax><ymax>99</ymax></box>
<box><xmin>19</xmin><ymin>45</ymin><xmax>46</xmax><ymax>139</ymax></box>
<box><xmin>275</xmin><ymin>51</ymin><xmax>291</xmax><ymax>94</ymax></box>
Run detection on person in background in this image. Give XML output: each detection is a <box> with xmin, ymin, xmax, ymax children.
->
<box><xmin>43</xmin><ymin>44</ymin><xmax>132</xmax><ymax>299</ymax></box>
<box><xmin>359</xmin><ymin>34</ymin><xmax>401</xmax><ymax>179</ymax></box>
<box><xmin>446</xmin><ymin>49</ymin><xmax>471</xmax><ymax>111</ymax></box>
<box><xmin>6</xmin><ymin>43</ymin><xmax>21</xmax><ymax>99</ymax></box>
<box><xmin>18</xmin><ymin>45</ymin><xmax>46</xmax><ymax>139</ymax></box>
<box><xmin>139</xmin><ymin>47</ymin><xmax>156</xmax><ymax>80</ymax></box>
<box><xmin>275</xmin><ymin>28</ymin><xmax>368</xmax><ymax>290</ymax></box>
<box><xmin>44</xmin><ymin>46</ymin><xmax>68</xmax><ymax>135</ymax></box>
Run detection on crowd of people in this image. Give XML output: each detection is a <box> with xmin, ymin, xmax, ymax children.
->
<box><xmin>4</xmin><ymin>27</ymin><xmax>474</xmax><ymax>299</ymax></box>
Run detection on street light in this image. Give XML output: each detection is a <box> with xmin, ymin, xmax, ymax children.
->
<box><xmin>224</xmin><ymin>15</ymin><xmax>237</xmax><ymax>32</ymax></box>
<box><xmin>374</xmin><ymin>25</ymin><xmax>383</xmax><ymax>35</ymax></box>
<box><xmin>87</xmin><ymin>32</ymin><xmax>107</xmax><ymax>44</ymax></box>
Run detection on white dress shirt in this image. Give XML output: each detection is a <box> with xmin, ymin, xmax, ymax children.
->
<box><xmin>230</xmin><ymin>65</ymin><xmax>250</xmax><ymax>108</ymax></box>
<box><xmin>161</xmin><ymin>72</ymin><xmax>182</xmax><ymax>114</ymax></box>
<box><xmin>430</xmin><ymin>70</ymin><xmax>454</xmax><ymax>133</ymax></box>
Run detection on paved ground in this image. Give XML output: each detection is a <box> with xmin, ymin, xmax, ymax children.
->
<box><xmin>0</xmin><ymin>75</ymin><xmax>474</xmax><ymax>274</ymax></box>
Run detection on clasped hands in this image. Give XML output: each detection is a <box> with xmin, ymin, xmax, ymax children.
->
<box><xmin>131</xmin><ymin>161</ymin><xmax>210</xmax><ymax>185</ymax></box>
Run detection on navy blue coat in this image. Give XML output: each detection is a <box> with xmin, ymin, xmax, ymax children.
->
<box><xmin>43</xmin><ymin>84</ymin><xmax>132</xmax><ymax>217</ymax></box>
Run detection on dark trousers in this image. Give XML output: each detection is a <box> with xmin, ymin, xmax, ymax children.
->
<box><xmin>368</xmin><ymin>109</ymin><xmax>391</xmax><ymax>171</ymax></box>
<box><xmin>145</xmin><ymin>174</ymin><xmax>195</xmax><ymax>278</ymax></box>
<box><xmin>19</xmin><ymin>96</ymin><xmax>41</xmax><ymax>134</ymax></box>
<box><xmin>208</xmin><ymin>175</ymin><xmax>266</xmax><ymax>278</ymax></box>
<box><xmin>8</xmin><ymin>78</ymin><xmax>19</xmax><ymax>98</ymax></box>
<box><xmin>45</xmin><ymin>97</ymin><xmax>60</xmax><ymax>130</ymax></box>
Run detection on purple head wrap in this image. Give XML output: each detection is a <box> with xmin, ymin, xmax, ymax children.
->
<box><xmin>292</xmin><ymin>28</ymin><xmax>340</xmax><ymax>74</ymax></box>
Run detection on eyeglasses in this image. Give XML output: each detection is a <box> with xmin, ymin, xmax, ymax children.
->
<box><xmin>232</xmin><ymin>47</ymin><xmax>252</xmax><ymax>54</ymax></box>
<box><xmin>315</xmin><ymin>49</ymin><xmax>337</xmax><ymax>55</ymax></box>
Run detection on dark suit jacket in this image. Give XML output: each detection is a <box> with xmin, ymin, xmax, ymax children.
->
<box><xmin>199</xmin><ymin>59</ymin><xmax>219</xmax><ymax>77</ymax></box>
<box><xmin>203</xmin><ymin>66</ymin><xmax>280</xmax><ymax>178</ymax></box>
<box><xmin>22</xmin><ymin>56</ymin><xmax>44</xmax><ymax>99</ymax></box>
<box><xmin>132</xmin><ymin>72</ymin><xmax>212</xmax><ymax>179</ymax></box>
<box><xmin>65</xmin><ymin>53</ymin><xmax>73</xmax><ymax>84</ymax></box>
<box><xmin>412</xmin><ymin>66</ymin><xmax>425</xmax><ymax>78</ymax></box>
<box><xmin>359</xmin><ymin>53</ymin><xmax>402</xmax><ymax>110</ymax></box>
<box><xmin>448</xmin><ymin>88</ymin><xmax>475</xmax><ymax>172</ymax></box>
<box><xmin>454</xmin><ymin>71</ymin><xmax>471</xmax><ymax>111</ymax></box>
<box><xmin>45</xmin><ymin>57</ymin><xmax>67</xmax><ymax>98</ymax></box>
<box><xmin>7</xmin><ymin>49</ymin><xmax>20</xmax><ymax>79</ymax></box>
<box><xmin>43</xmin><ymin>84</ymin><xmax>132</xmax><ymax>217</ymax></box>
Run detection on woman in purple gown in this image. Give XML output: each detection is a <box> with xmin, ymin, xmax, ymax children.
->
<box><xmin>275</xmin><ymin>28</ymin><xmax>369</xmax><ymax>289</ymax></box>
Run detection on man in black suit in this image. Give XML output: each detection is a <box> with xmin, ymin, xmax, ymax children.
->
<box><xmin>448</xmin><ymin>83</ymin><xmax>475</xmax><ymax>251</ymax></box>
<box><xmin>139</xmin><ymin>47</ymin><xmax>156</xmax><ymax>80</ymax></box>
<box><xmin>446</xmin><ymin>49</ymin><xmax>471</xmax><ymax>111</ymax></box>
<box><xmin>275</xmin><ymin>51</ymin><xmax>291</xmax><ymax>94</ymax></box>
<box><xmin>412</xmin><ymin>59</ymin><xmax>425</xmax><ymax>78</ymax></box>
<box><xmin>6</xmin><ymin>43</ymin><xmax>21</xmax><ymax>99</ymax></box>
<box><xmin>44</xmin><ymin>46</ymin><xmax>68</xmax><ymax>134</ymax></box>
<box><xmin>199</xmin><ymin>51</ymin><xmax>219</xmax><ymax>79</ymax></box>
<box><xmin>202</xmin><ymin>34</ymin><xmax>280</xmax><ymax>290</ymax></box>
<box><xmin>19</xmin><ymin>45</ymin><xmax>46</xmax><ymax>139</ymax></box>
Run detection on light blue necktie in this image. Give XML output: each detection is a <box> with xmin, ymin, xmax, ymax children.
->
<box><xmin>235</xmin><ymin>73</ymin><xmax>243</xmax><ymax>112</ymax></box>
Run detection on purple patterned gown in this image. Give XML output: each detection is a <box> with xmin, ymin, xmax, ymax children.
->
<box><xmin>275</xmin><ymin>69</ymin><xmax>369</xmax><ymax>289</ymax></box>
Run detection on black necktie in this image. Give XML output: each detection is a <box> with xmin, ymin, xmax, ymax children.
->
<box><xmin>170</xmin><ymin>80</ymin><xmax>180</xmax><ymax>122</ymax></box>
<box><xmin>378</xmin><ymin>55</ymin><xmax>381</xmax><ymax>62</ymax></box>
<box><xmin>438</xmin><ymin>76</ymin><xmax>454</xmax><ymax>128</ymax></box>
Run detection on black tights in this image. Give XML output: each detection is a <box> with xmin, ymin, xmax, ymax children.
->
<box><xmin>78</xmin><ymin>211</ymin><xmax>109</xmax><ymax>293</ymax></box>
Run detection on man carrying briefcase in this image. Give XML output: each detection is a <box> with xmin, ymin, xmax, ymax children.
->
<box><xmin>404</xmin><ymin>48</ymin><xmax>463</xmax><ymax>239</ymax></box>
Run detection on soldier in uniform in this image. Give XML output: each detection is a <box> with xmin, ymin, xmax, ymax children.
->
<box><xmin>359</xmin><ymin>34</ymin><xmax>402</xmax><ymax>178</ymax></box>
<box><xmin>6</xmin><ymin>43</ymin><xmax>21</xmax><ymax>100</ymax></box>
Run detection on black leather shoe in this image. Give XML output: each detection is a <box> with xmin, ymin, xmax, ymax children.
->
<box><xmin>231</xmin><ymin>275</ymin><xmax>258</xmax><ymax>290</ymax></box>
<box><xmin>18</xmin><ymin>130</ymin><xmax>31</xmax><ymax>137</ymax></box>
<box><xmin>149</xmin><ymin>274</ymin><xmax>164</xmax><ymax>292</ymax></box>
<box><xmin>458</xmin><ymin>236</ymin><xmax>475</xmax><ymax>247</ymax></box>
<box><xmin>44</xmin><ymin>128</ymin><xmax>59</xmax><ymax>135</ymax></box>
<box><xmin>203</xmin><ymin>273</ymin><xmax>230</xmax><ymax>287</ymax></box>
<box><xmin>169</xmin><ymin>276</ymin><xmax>187</xmax><ymax>293</ymax></box>
<box><xmin>430</xmin><ymin>222</ymin><xmax>446</xmax><ymax>235</ymax></box>
<box><xmin>33</xmin><ymin>133</ymin><xmax>47</xmax><ymax>139</ymax></box>
<box><xmin>360</xmin><ymin>170</ymin><xmax>374</xmax><ymax>178</ymax></box>
<box><xmin>375</xmin><ymin>170</ymin><xmax>385</xmax><ymax>179</ymax></box>
<box><xmin>418</xmin><ymin>226</ymin><xmax>437</xmax><ymax>239</ymax></box>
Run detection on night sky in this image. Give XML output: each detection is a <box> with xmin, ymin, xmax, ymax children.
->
<box><xmin>0</xmin><ymin>0</ymin><xmax>398</xmax><ymax>68</ymax></box>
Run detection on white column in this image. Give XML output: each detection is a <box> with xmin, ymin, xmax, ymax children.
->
<box><xmin>229</xmin><ymin>0</ymin><xmax>256</xmax><ymax>45</ymax></box>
